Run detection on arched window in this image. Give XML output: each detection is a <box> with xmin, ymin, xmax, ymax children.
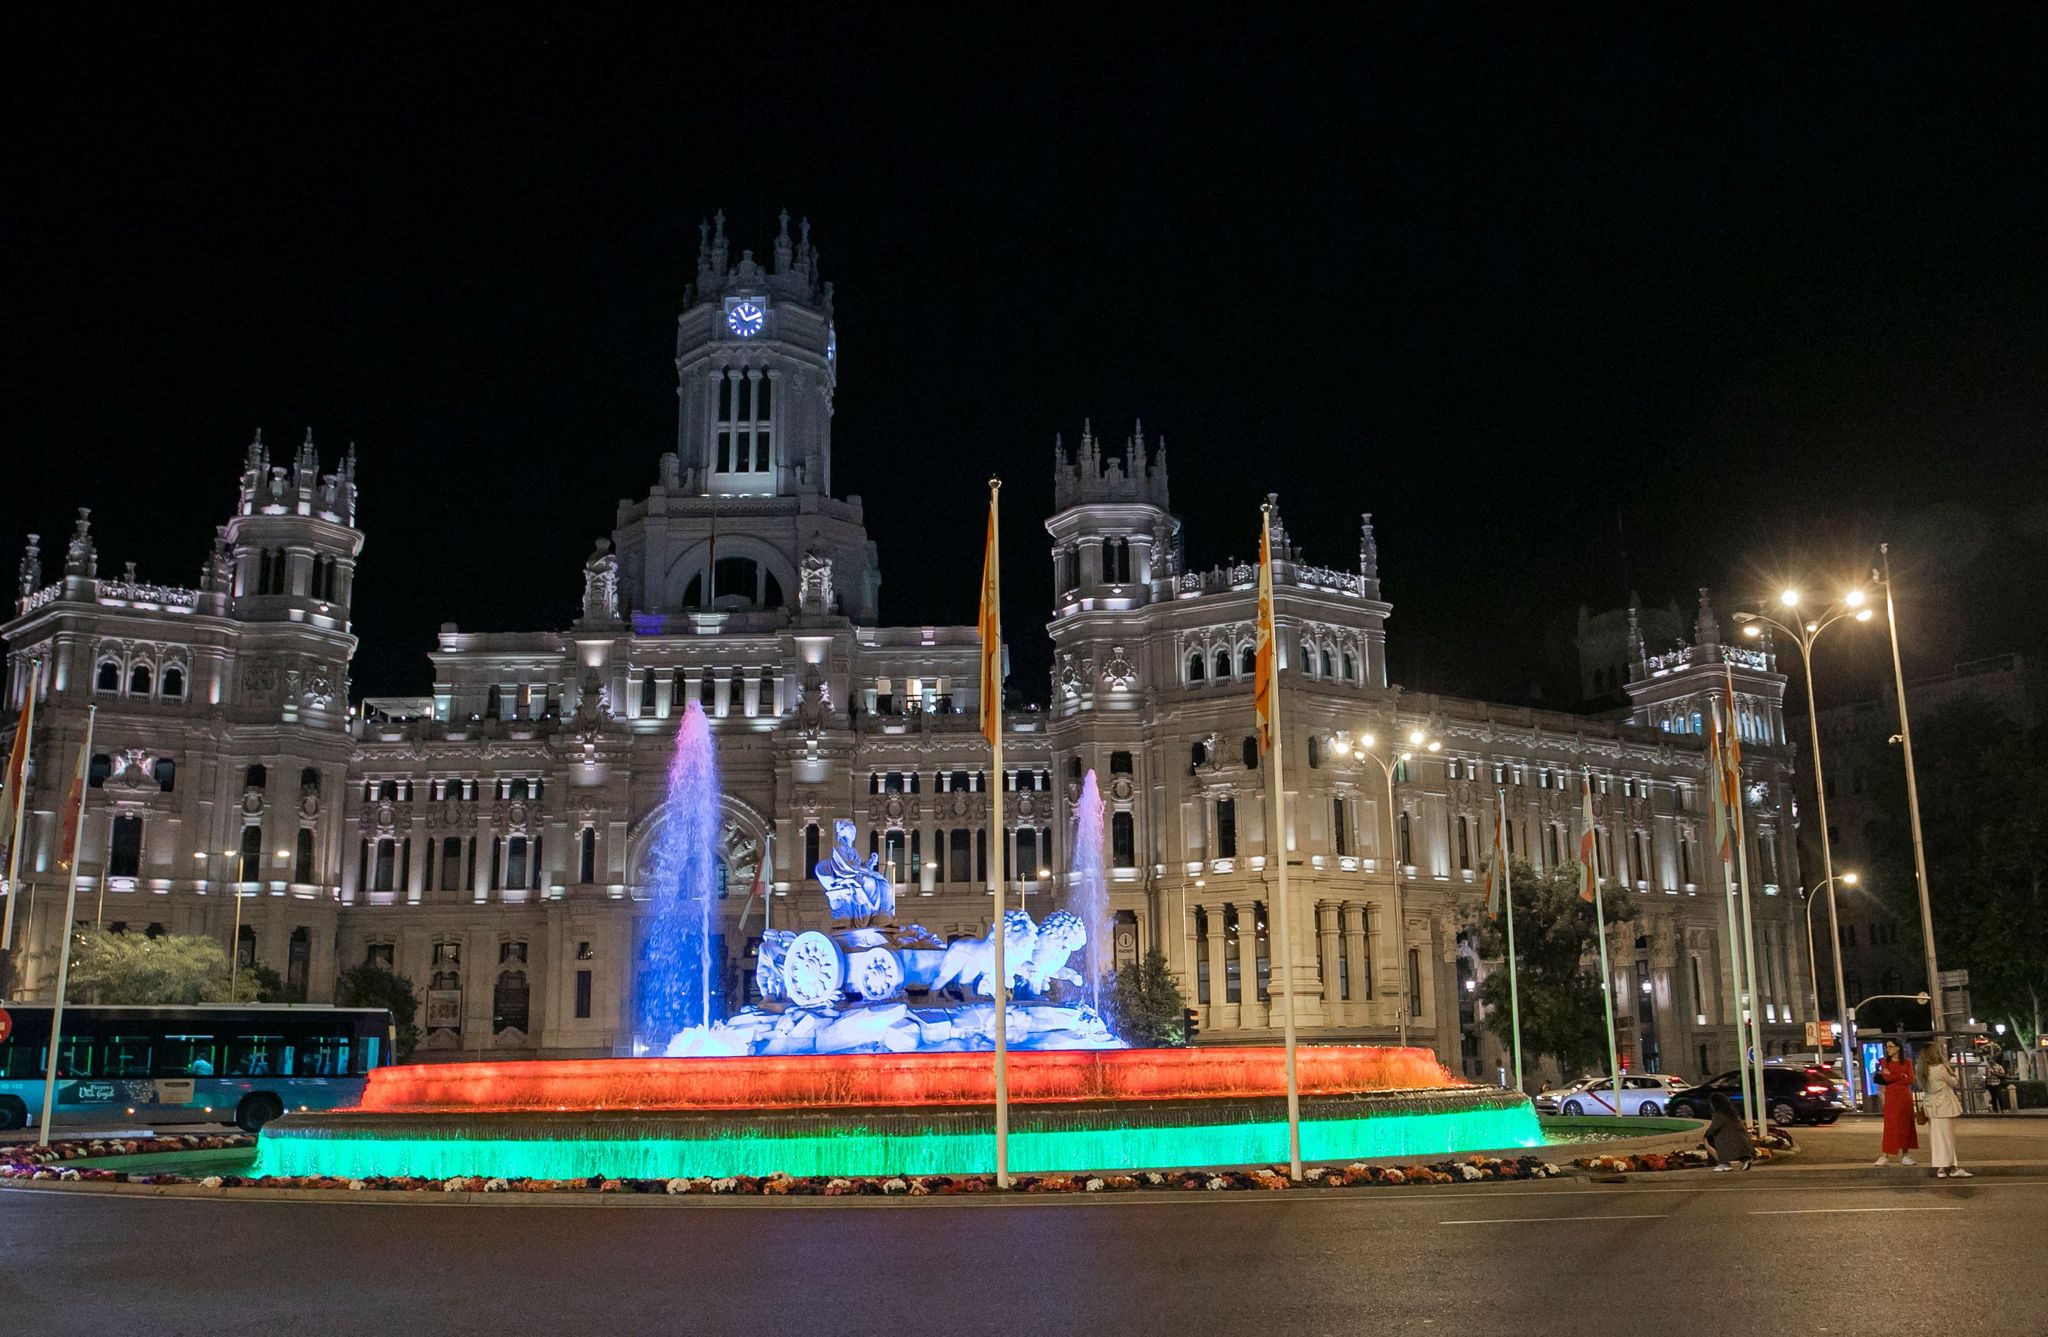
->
<box><xmin>1213</xmin><ymin>649</ymin><xmax>1231</xmax><ymax>681</ymax></box>
<box><xmin>1321</xmin><ymin>647</ymin><xmax>1335</xmax><ymax>678</ymax></box>
<box><xmin>713</xmin><ymin>556</ymin><xmax>761</xmax><ymax>606</ymax></box>
<box><xmin>1190</xmin><ymin>739</ymin><xmax>1209</xmax><ymax>769</ymax></box>
<box><xmin>129</xmin><ymin>663</ymin><xmax>153</xmax><ymax>696</ymax></box>
<box><xmin>1111</xmin><ymin>811</ymin><xmax>1135</xmax><ymax>868</ymax></box>
<box><xmin>95</xmin><ymin>661</ymin><xmax>120</xmax><ymax>693</ymax></box>
<box><xmin>1242</xmin><ymin>736</ymin><xmax>1259</xmax><ymax>769</ymax></box>
<box><xmin>1239</xmin><ymin>644</ymin><xmax>1256</xmax><ymax>677</ymax></box>
<box><xmin>1300</xmin><ymin>642</ymin><xmax>1315</xmax><ymax>676</ymax></box>
<box><xmin>1186</xmin><ymin>651</ymin><xmax>1205</xmax><ymax>683</ymax></box>
<box><xmin>1103</xmin><ymin>537</ymin><xmax>1131</xmax><ymax>584</ymax></box>
<box><xmin>152</xmin><ymin>758</ymin><xmax>176</xmax><ymax>792</ymax></box>
<box><xmin>244</xmin><ymin>763</ymin><xmax>267</xmax><ymax>790</ymax></box>
<box><xmin>638</xmin><ymin>673</ymin><xmax>656</xmax><ymax>715</ymax></box>
<box><xmin>579</xmin><ymin>827</ymin><xmax>598</xmax><ymax>883</ymax></box>
<box><xmin>300</xmin><ymin>767</ymin><xmax>320</xmax><ymax>794</ymax></box>
<box><xmin>1342</xmin><ymin>652</ymin><xmax>1358</xmax><ymax>683</ymax></box>
<box><xmin>1690</xmin><ymin>710</ymin><xmax>1704</xmax><ymax>735</ymax></box>
<box><xmin>238</xmin><ymin>822</ymin><xmax>265</xmax><ymax>882</ymax></box>
<box><xmin>160</xmin><ymin>666</ymin><xmax>184</xmax><ymax>699</ymax></box>
<box><xmin>494</xmin><ymin>941</ymin><xmax>531</xmax><ymax>1035</ymax></box>
<box><xmin>87</xmin><ymin>753</ymin><xmax>112</xmax><ymax>788</ymax></box>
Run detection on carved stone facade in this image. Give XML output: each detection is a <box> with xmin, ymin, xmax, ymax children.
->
<box><xmin>3</xmin><ymin>217</ymin><xmax>1812</xmax><ymax>1079</ymax></box>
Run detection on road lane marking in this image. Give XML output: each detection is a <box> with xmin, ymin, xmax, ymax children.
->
<box><xmin>1749</xmin><ymin>1205</ymin><xmax>1964</xmax><ymax>1215</ymax></box>
<box><xmin>1439</xmin><ymin>1213</ymin><xmax>1666</xmax><ymax>1225</ymax></box>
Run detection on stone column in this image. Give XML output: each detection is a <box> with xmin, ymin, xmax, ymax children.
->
<box><xmin>1316</xmin><ymin>901</ymin><xmax>1340</xmax><ymax>1008</ymax></box>
<box><xmin>1235</xmin><ymin>901</ymin><xmax>1262</xmax><ymax>1029</ymax></box>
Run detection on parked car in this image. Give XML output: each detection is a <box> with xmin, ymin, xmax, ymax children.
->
<box><xmin>1546</xmin><ymin>1074</ymin><xmax>1693</xmax><ymax>1117</ymax></box>
<box><xmin>1665</xmin><ymin>1066</ymin><xmax>1849</xmax><ymax>1126</ymax></box>
<box><xmin>1533</xmin><ymin>1075</ymin><xmax>1606</xmax><ymax>1114</ymax></box>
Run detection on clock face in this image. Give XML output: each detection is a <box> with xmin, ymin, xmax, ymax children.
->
<box><xmin>727</xmin><ymin>301</ymin><xmax>765</xmax><ymax>338</ymax></box>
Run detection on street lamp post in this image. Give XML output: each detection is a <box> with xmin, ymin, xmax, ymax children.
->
<box><xmin>1733</xmin><ymin>586</ymin><xmax>1872</xmax><ymax>1110</ymax></box>
<box><xmin>1337</xmin><ymin>726</ymin><xmax>1438</xmax><ymax>1050</ymax></box>
<box><xmin>1875</xmin><ymin>544</ymin><xmax>1946</xmax><ymax>1034</ymax></box>
<box><xmin>1802</xmin><ymin>871</ymin><xmax>1858</xmax><ymax>1063</ymax></box>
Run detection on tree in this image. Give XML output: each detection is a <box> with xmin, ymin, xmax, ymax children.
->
<box><xmin>1863</xmin><ymin>695</ymin><xmax>2048</xmax><ymax>1050</ymax></box>
<box><xmin>336</xmin><ymin>962</ymin><xmax>422</xmax><ymax>1061</ymax></box>
<box><xmin>1102</xmin><ymin>948</ymin><xmax>1189</xmax><ymax>1047</ymax></box>
<box><xmin>1471</xmin><ymin>857</ymin><xmax>1636</xmax><ymax>1074</ymax></box>
<box><xmin>63</xmin><ymin>929</ymin><xmax>262</xmax><ymax>1004</ymax></box>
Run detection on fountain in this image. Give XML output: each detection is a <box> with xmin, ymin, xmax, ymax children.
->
<box><xmin>252</xmin><ymin>717</ymin><xmax>1543</xmax><ymax>1182</ymax></box>
<box><xmin>1068</xmin><ymin>770</ymin><xmax>1110</xmax><ymax>1015</ymax></box>
<box><xmin>637</xmin><ymin>703</ymin><xmax>724</xmax><ymax>1045</ymax></box>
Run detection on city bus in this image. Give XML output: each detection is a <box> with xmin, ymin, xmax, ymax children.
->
<box><xmin>0</xmin><ymin>1003</ymin><xmax>394</xmax><ymax>1132</ymax></box>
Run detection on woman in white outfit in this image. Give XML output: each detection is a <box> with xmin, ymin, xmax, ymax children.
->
<box><xmin>1915</xmin><ymin>1040</ymin><xmax>1971</xmax><ymax>1179</ymax></box>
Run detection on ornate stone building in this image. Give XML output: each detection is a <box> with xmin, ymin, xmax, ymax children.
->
<box><xmin>2</xmin><ymin>214</ymin><xmax>1814</xmax><ymax>1078</ymax></box>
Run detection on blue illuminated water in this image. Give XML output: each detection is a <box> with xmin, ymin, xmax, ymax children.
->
<box><xmin>1069</xmin><ymin>769</ymin><xmax>1109</xmax><ymax>1014</ymax></box>
<box><xmin>638</xmin><ymin>702</ymin><xmax>724</xmax><ymax>1045</ymax></box>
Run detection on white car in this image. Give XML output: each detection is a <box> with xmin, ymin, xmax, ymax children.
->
<box><xmin>1544</xmin><ymin>1074</ymin><xmax>1691</xmax><ymax>1117</ymax></box>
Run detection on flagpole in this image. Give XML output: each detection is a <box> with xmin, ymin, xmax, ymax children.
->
<box><xmin>981</xmin><ymin>479</ymin><xmax>1011</xmax><ymax>1189</ymax></box>
<box><xmin>1709</xmin><ymin>697</ymin><xmax>1758</xmax><ymax>1129</ymax></box>
<box><xmin>1729</xmin><ymin>751</ymin><xmax>1768</xmax><ymax>1137</ymax></box>
<box><xmin>1499</xmin><ymin>789</ymin><xmax>1524</xmax><ymax>1094</ymax></box>
<box><xmin>1259</xmin><ymin>507</ymin><xmax>1303</xmax><ymax>1181</ymax></box>
<box><xmin>0</xmin><ymin>658</ymin><xmax>43</xmax><ymax>999</ymax></box>
<box><xmin>38</xmin><ymin>704</ymin><xmax>95</xmax><ymax>1147</ymax></box>
<box><xmin>1584</xmin><ymin>768</ymin><xmax>1623</xmax><ymax>1116</ymax></box>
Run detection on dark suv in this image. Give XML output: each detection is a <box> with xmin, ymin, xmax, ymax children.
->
<box><xmin>1665</xmin><ymin>1066</ymin><xmax>1848</xmax><ymax>1126</ymax></box>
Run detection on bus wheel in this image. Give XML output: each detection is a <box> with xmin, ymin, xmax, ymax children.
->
<box><xmin>236</xmin><ymin>1094</ymin><xmax>284</xmax><ymax>1133</ymax></box>
<box><xmin>0</xmin><ymin>1096</ymin><xmax>26</xmax><ymax>1131</ymax></box>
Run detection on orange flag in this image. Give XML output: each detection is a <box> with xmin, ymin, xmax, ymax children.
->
<box><xmin>0</xmin><ymin>670</ymin><xmax>35</xmax><ymax>861</ymax></box>
<box><xmin>1254</xmin><ymin>511</ymin><xmax>1275</xmax><ymax>753</ymax></box>
<box><xmin>57</xmin><ymin>734</ymin><xmax>91</xmax><ymax>870</ymax></box>
<box><xmin>1578</xmin><ymin>770</ymin><xmax>1600</xmax><ymax>903</ymax></box>
<box><xmin>1483</xmin><ymin>797</ymin><xmax>1507</xmax><ymax>919</ymax></box>
<box><xmin>977</xmin><ymin>483</ymin><xmax>1002</xmax><ymax>748</ymax></box>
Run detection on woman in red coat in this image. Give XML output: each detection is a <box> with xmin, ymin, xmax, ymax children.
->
<box><xmin>1874</xmin><ymin>1039</ymin><xmax>1918</xmax><ymax>1165</ymax></box>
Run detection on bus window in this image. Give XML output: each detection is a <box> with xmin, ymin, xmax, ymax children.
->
<box><xmin>301</xmin><ymin>1036</ymin><xmax>351</xmax><ymax>1076</ymax></box>
<box><xmin>230</xmin><ymin>1035</ymin><xmax>284</xmax><ymax>1076</ymax></box>
<box><xmin>363</xmin><ymin>1035</ymin><xmax>382</xmax><ymax>1073</ymax></box>
<box><xmin>106</xmin><ymin>1035</ymin><xmax>154</xmax><ymax>1076</ymax></box>
<box><xmin>161</xmin><ymin>1033</ymin><xmax>220</xmax><ymax>1076</ymax></box>
<box><xmin>55</xmin><ymin>1036</ymin><xmax>97</xmax><ymax>1077</ymax></box>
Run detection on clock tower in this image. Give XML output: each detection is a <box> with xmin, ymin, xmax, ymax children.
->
<box><xmin>608</xmin><ymin>211</ymin><xmax>879</xmax><ymax>621</ymax></box>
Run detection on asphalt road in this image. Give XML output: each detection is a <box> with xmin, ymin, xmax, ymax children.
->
<box><xmin>4</xmin><ymin>1174</ymin><xmax>2043</xmax><ymax>1337</ymax></box>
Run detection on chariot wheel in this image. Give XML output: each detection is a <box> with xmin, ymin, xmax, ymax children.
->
<box><xmin>850</xmin><ymin>947</ymin><xmax>906</xmax><ymax>1002</ymax></box>
<box><xmin>782</xmin><ymin>931</ymin><xmax>844</xmax><ymax>1008</ymax></box>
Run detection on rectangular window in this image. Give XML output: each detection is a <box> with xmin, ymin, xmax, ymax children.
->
<box><xmin>1111</xmin><ymin>811</ymin><xmax>1136</xmax><ymax>868</ymax></box>
<box><xmin>950</xmin><ymin>828</ymin><xmax>972</xmax><ymax>883</ymax></box>
<box><xmin>373</xmin><ymin>838</ymin><xmax>396</xmax><ymax>893</ymax></box>
<box><xmin>1215</xmin><ymin>797</ymin><xmax>1237</xmax><ymax>859</ymax></box>
<box><xmin>1111</xmin><ymin>750</ymin><xmax>1134</xmax><ymax>775</ymax></box>
<box><xmin>1457</xmin><ymin>816</ymin><xmax>1471</xmax><ymax>871</ymax></box>
<box><xmin>1407</xmin><ymin>947</ymin><xmax>1423</xmax><ymax>1017</ymax></box>
<box><xmin>575</xmin><ymin>969</ymin><xmax>593</xmax><ymax>1019</ymax></box>
<box><xmin>1332</xmin><ymin>799</ymin><xmax>1349</xmax><ymax>856</ymax></box>
<box><xmin>579</xmin><ymin>828</ymin><xmax>597</xmax><ymax>883</ymax></box>
<box><xmin>1223</xmin><ymin>905</ymin><xmax>1241</xmax><ymax>1003</ymax></box>
<box><xmin>108</xmin><ymin>814</ymin><xmax>144</xmax><ymax>879</ymax></box>
<box><xmin>1253</xmin><ymin>902</ymin><xmax>1270</xmax><ymax>1002</ymax></box>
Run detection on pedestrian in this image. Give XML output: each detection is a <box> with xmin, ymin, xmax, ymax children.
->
<box><xmin>1873</xmin><ymin>1039</ymin><xmax>1918</xmax><ymax>1166</ymax></box>
<box><xmin>1705</xmin><ymin>1091</ymin><xmax>1755</xmax><ymax>1171</ymax></box>
<box><xmin>1916</xmin><ymin>1040</ymin><xmax>1971</xmax><ymax>1179</ymax></box>
<box><xmin>1983</xmin><ymin>1052</ymin><xmax>2008</xmax><ymax>1114</ymax></box>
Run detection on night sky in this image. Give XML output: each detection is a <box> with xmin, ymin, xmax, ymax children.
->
<box><xmin>5</xmin><ymin>10</ymin><xmax>2044</xmax><ymax>709</ymax></box>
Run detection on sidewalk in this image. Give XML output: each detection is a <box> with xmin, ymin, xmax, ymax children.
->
<box><xmin>1779</xmin><ymin>1113</ymin><xmax>2048</xmax><ymax>1170</ymax></box>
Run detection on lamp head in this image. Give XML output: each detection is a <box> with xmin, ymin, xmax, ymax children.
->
<box><xmin>1360</xmin><ymin>733</ymin><xmax>1376</xmax><ymax>750</ymax></box>
<box><xmin>1426</xmin><ymin>740</ymin><xmax>1442</xmax><ymax>752</ymax></box>
<box><xmin>1779</xmin><ymin>589</ymin><xmax>1801</xmax><ymax>608</ymax></box>
<box><xmin>1855</xmin><ymin>608</ymin><xmax>1874</xmax><ymax>621</ymax></box>
<box><xmin>1408</xmin><ymin>729</ymin><xmax>1426</xmax><ymax>745</ymax></box>
<box><xmin>1842</xmin><ymin>871</ymin><xmax>1859</xmax><ymax>886</ymax></box>
<box><xmin>1742</xmin><ymin>624</ymin><xmax>1762</xmax><ymax>638</ymax></box>
<box><xmin>1844</xmin><ymin>588</ymin><xmax>1867</xmax><ymax>607</ymax></box>
<box><xmin>1398</xmin><ymin>751</ymin><xmax>1413</xmax><ymax>762</ymax></box>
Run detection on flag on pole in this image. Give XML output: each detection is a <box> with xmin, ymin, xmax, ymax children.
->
<box><xmin>1707</xmin><ymin>696</ymin><xmax>1739</xmax><ymax>864</ymax></box>
<box><xmin>57</xmin><ymin>734</ymin><xmax>91</xmax><ymax>870</ymax></box>
<box><xmin>1483</xmin><ymin>800</ymin><xmax>1508</xmax><ymax>919</ymax></box>
<box><xmin>0</xmin><ymin>684</ymin><xmax>33</xmax><ymax>862</ymax></box>
<box><xmin>1578</xmin><ymin>772</ymin><xmax>1600</xmax><ymax>902</ymax></box>
<box><xmin>1254</xmin><ymin>517</ymin><xmax>1276</xmax><ymax>754</ymax></box>
<box><xmin>978</xmin><ymin>487</ymin><xmax>1002</xmax><ymax>748</ymax></box>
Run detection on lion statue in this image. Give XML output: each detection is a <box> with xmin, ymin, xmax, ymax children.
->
<box><xmin>1016</xmin><ymin>909</ymin><xmax>1087</xmax><ymax>997</ymax></box>
<box><xmin>928</xmin><ymin>909</ymin><xmax>1037</xmax><ymax>999</ymax></box>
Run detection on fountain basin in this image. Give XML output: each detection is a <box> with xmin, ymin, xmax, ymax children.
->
<box><xmin>252</xmin><ymin>1046</ymin><xmax>1542</xmax><ymax>1181</ymax></box>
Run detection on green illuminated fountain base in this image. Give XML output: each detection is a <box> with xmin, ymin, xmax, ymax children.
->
<box><xmin>254</xmin><ymin>1089</ymin><xmax>1541</xmax><ymax>1181</ymax></box>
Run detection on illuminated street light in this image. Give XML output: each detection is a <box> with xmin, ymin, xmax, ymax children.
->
<box><xmin>1732</xmin><ymin>586</ymin><xmax>1873</xmax><ymax>1096</ymax></box>
<box><xmin>1353</xmin><ymin>724</ymin><xmax>1439</xmax><ymax>1048</ymax></box>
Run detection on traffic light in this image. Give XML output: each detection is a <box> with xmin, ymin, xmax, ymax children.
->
<box><xmin>1182</xmin><ymin>1007</ymin><xmax>1200</xmax><ymax>1044</ymax></box>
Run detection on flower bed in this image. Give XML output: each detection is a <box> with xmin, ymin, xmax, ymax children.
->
<box><xmin>1575</xmin><ymin>1126</ymin><xmax>1797</xmax><ymax>1174</ymax></box>
<box><xmin>3</xmin><ymin>1135</ymin><xmax>1563</xmax><ymax>1195</ymax></box>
